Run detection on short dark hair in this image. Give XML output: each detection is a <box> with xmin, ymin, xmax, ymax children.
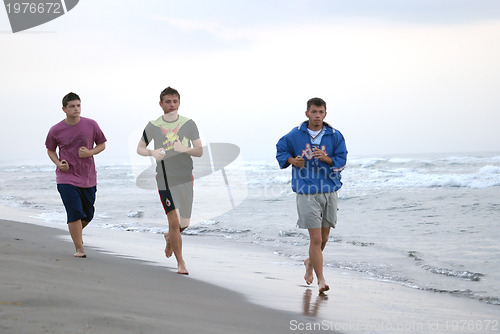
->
<box><xmin>62</xmin><ymin>92</ymin><xmax>81</xmax><ymax>107</ymax></box>
<box><xmin>307</xmin><ymin>97</ymin><xmax>326</xmax><ymax>111</ymax></box>
<box><xmin>160</xmin><ymin>87</ymin><xmax>180</xmax><ymax>102</ymax></box>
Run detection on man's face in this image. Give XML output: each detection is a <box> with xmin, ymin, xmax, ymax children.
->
<box><xmin>160</xmin><ymin>94</ymin><xmax>180</xmax><ymax>114</ymax></box>
<box><xmin>62</xmin><ymin>100</ymin><xmax>81</xmax><ymax>118</ymax></box>
<box><xmin>305</xmin><ymin>105</ymin><xmax>327</xmax><ymax>127</ymax></box>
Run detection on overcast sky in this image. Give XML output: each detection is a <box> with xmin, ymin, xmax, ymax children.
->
<box><xmin>1</xmin><ymin>0</ymin><xmax>499</xmax><ymax>164</ymax></box>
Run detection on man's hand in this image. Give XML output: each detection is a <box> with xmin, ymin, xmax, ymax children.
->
<box><xmin>59</xmin><ymin>160</ymin><xmax>69</xmax><ymax>172</ymax></box>
<box><xmin>289</xmin><ymin>156</ymin><xmax>305</xmax><ymax>168</ymax></box>
<box><xmin>312</xmin><ymin>147</ymin><xmax>333</xmax><ymax>165</ymax></box>
<box><xmin>151</xmin><ymin>148</ymin><xmax>167</xmax><ymax>161</ymax></box>
<box><xmin>173</xmin><ymin>139</ymin><xmax>188</xmax><ymax>153</ymax></box>
<box><xmin>78</xmin><ymin>147</ymin><xmax>92</xmax><ymax>158</ymax></box>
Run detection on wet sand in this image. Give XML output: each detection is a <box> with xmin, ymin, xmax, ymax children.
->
<box><xmin>2</xmin><ymin>215</ymin><xmax>499</xmax><ymax>333</ymax></box>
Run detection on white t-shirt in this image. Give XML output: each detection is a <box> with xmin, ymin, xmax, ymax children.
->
<box><xmin>308</xmin><ymin>128</ymin><xmax>325</xmax><ymax>146</ymax></box>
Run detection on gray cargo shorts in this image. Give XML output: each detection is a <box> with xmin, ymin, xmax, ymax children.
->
<box><xmin>296</xmin><ymin>192</ymin><xmax>338</xmax><ymax>229</ymax></box>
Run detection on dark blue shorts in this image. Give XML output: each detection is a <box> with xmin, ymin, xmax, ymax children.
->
<box><xmin>57</xmin><ymin>184</ymin><xmax>97</xmax><ymax>224</ymax></box>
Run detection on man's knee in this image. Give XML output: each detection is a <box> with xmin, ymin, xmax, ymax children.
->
<box><xmin>309</xmin><ymin>232</ymin><xmax>323</xmax><ymax>246</ymax></box>
<box><xmin>167</xmin><ymin>210</ymin><xmax>180</xmax><ymax>227</ymax></box>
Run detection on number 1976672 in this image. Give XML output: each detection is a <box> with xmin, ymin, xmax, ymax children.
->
<box><xmin>6</xmin><ymin>2</ymin><xmax>62</xmax><ymax>14</ymax></box>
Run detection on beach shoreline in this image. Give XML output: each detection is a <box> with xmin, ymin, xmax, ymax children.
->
<box><xmin>1</xmin><ymin>210</ymin><xmax>499</xmax><ymax>333</ymax></box>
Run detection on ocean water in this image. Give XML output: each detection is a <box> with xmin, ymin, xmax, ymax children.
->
<box><xmin>1</xmin><ymin>152</ymin><xmax>499</xmax><ymax>306</ymax></box>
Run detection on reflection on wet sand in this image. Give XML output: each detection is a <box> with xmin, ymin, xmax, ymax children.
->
<box><xmin>303</xmin><ymin>288</ymin><xmax>328</xmax><ymax>317</ymax></box>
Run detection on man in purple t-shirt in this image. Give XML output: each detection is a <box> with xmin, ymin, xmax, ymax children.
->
<box><xmin>45</xmin><ymin>92</ymin><xmax>107</xmax><ymax>258</ymax></box>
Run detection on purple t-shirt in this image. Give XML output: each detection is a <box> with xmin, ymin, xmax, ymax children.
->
<box><xmin>45</xmin><ymin>117</ymin><xmax>107</xmax><ymax>188</ymax></box>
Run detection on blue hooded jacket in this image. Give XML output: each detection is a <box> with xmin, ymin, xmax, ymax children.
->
<box><xmin>276</xmin><ymin>121</ymin><xmax>347</xmax><ymax>194</ymax></box>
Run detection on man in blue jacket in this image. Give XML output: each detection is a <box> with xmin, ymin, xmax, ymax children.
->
<box><xmin>276</xmin><ymin>97</ymin><xmax>347</xmax><ymax>293</ymax></box>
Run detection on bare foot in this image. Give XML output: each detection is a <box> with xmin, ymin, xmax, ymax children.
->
<box><xmin>318</xmin><ymin>280</ymin><xmax>330</xmax><ymax>294</ymax></box>
<box><xmin>74</xmin><ymin>249</ymin><xmax>86</xmax><ymax>258</ymax></box>
<box><xmin>304</xmin><ymin>259</ymin><xmax>314</xmax><ymax>285</ymax></box>
<box><xmin>177</xmin><ymin>263</ymin><xmax>189</xmax><ymax>275</ymax></box>
<box><xmin>164</xmin><ymin>233</ymin><xmax>172</xmax><ymax>258</ymax></box>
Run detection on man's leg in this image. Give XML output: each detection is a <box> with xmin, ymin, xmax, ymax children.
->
<box><xmin>165</xmin><ymin>209</ymin><xmax>188</xmax><ymax>275</ymax></box>
<box><xmin>58</xmin><ymin>184</ymin><xmax>90</xmax><ymax>257</ymax></box>
<box><xmin>82</xmin><ymin>220</ymin><xmax>89</xmax><ymax>229</ymax></box>
<box><xmin>307</xmin><ymin>228</ymin><xmax>329</xmax><ymax>293</ymax></box>
<box><xmin>164</xmin><ymin>209</ymin><xmax>189</xmax><ymax>258</ymax></box>
<box><xmin>321</xmin><ymin>227</ymin><xmax>330</xmax><ymax>251</ymax></box>
<box><xmin>68</xmin><ymin>219</ymin><xmax>85</xmax><ymax>258</ymax></box>
<box><xmin>304</xmin><ymin>227</ymin><xmax>331</xmax><ymax>286</ymax></box>
<box><xmin>165</xmin><ymin>181</ymin><xmax>192</xmax><ymax>258</ymax></box>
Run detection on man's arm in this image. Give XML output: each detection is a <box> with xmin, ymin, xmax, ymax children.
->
<box><xmin>276</xmin><ymin>135</ymin><xmax>294</xmax><ymax>169</ymax></box>
<box><xmin>78</xmin><ymin>142</ymin><xmax>106</xmax><ymax>158</ymax></box>
<box><xmin>287</xmin><ymin>156</ymin><xmax>305</xmax><ymax>168</ymax></box>
<box><xmin>329</xmin><ymin>133</ymin><xmax>347</xmax><ymax>172</ymax></box>
<box><xmin>137</xmin><ymin>139</ymin><xmax>166</xmax><ymax>161</ymax></box>
<box><xmin>173</xmin><ymin>138</ymin><xmax>203</xmax><ymax>157</ymax></box>
<box><xmin>47</xmin><ymin>149</ymin><xmax>69</xmax><ymax>171</ymax></box>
